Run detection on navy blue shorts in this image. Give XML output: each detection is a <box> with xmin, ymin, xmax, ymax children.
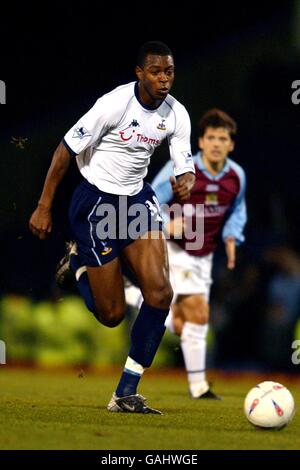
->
<box><xmin>69</xmin><ymin>179</ymin><xmax>163</xmax><ymax>267</ymax></box>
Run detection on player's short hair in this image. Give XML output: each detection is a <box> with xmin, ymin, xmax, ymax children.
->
<box><xmin>198</xmin><ymin>108</ymin><xmax>237</xmax><ymax>139</ymax></box>
<box><xmin>137</xmin><ymin>41</ymin><xmax>173</xmax><ymax>68</ymax></box>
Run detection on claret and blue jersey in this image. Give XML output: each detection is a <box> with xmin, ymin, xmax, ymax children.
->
<box><xmin>152</xmin><ymin>152</ymin><xmax>247</xmax><ymax>257</ymax></box>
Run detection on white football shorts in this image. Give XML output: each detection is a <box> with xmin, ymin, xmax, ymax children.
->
<box><xmin>167</xmin><ymin>241</ymin><xmax>213</xmax><ymax>302</ymax></box>
<box><xmin>124</xmin><ymin>241</ymin><xmax>213</xmax><ymax>308</ymax></box>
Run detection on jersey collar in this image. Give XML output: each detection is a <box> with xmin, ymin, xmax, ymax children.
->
<box><xmin>195</xmin><ymin>151</ymin><xmax>230</xmax><ymax>180</ymax></box>
<box><xmin>134</xmin><ymin>82</ymin><xmax>164</xmax><ymax>111</ymax></box>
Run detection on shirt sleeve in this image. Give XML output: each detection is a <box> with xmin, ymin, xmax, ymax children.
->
<box><xmin>168</xmin><ymin>104</ymin><xmax>195</xmax><ymax>176</ymax></box>
<box><xmin>222</xmin><ymin>167</ymin><xmax>247</xmax><ymax>245</ymax></box>
<box><xmin>151</xmin><ymin>160</ymin><xmax>174</xmax><ymax>204</ymax></box>
<box><xmin>62</xmin><ymin>95</ymin><xmax>120</xmax><ymax>156</ymax></box>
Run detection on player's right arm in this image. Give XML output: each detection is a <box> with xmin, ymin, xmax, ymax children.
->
<box><xmin>29</xmin><ymin>142</ymin><xmax>72</xmax><ymax>240</ymax></box>
<box><xmin>168</xmin><ymin>102</ymin><xmax>195</xmax><ymax>201</ymax></box>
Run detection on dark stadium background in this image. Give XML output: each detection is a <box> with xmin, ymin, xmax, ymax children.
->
<box><xmin>1</xmin><ymin>1</ymin><xmax>299</xmax><ymax>371</ymax></box>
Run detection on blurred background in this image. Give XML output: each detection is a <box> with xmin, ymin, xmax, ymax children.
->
<box><xmin>0</xmin><ymin>1</ymin><xmax>299</xmax><ymax>372</ymax></box>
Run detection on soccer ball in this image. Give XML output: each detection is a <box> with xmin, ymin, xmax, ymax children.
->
<box><xmin>244</xmin><ymin>381</ymin><xmax>295</xmax><ymax>429</ymax></box>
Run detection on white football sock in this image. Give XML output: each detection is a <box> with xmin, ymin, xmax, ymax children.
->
<box><xmin>181</xmin><ymin>322</ymin><xmax>209</xmax><ymax>397</ymax></box>
<box><xmin>124</xmin><ymin>356</ymin><xmax>145</xmax><ymax>376</ymax></box>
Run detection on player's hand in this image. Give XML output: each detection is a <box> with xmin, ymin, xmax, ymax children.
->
<box><xmin>166</xmin><ymin>217</ymin><xmax>187</xmax><ymax>237</ymax></box>
<box><xmin>225</xmin><ymin>237</ymin><xmax>236</xmax><ymax>269</ymax></box>
<box><xmin>29</xmin><ymin>204</ymin><xmax>52</xmax><ymax>240</ymax></box>
<box><xmin>169</xmin><ymin>172</ymin><xmax>195</xmax><ymax>202</ymax></box>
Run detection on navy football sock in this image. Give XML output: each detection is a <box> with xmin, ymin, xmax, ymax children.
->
<box><xmin>129</xmin><ymin>302</ymin><xmax>169</xmax><ymax>367</ymax></box>
<box><xmin>115</xmin><ymin>369</ymin><xmax>142</xmax><ymax>398</ymax></box>
<box><xmin>115</xmin><ymin>302</ymin><xmax>169</xmax><ymax>397</ymax></box>
<box><xmin>70</xmin><ymin>254</ymin><xmax>96</xmax><ymax>314</ymax></box>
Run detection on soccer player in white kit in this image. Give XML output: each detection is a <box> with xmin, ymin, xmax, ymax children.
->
<box><xmin>29</xmin><ymin>41</ymin><xmax>195</xmax><ymax>414</ymax></box>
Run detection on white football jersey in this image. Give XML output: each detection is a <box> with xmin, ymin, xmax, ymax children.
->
<box><xmin>63</xmin><ymin>81</ymin><xmax>194</xmax><ymax>195</ymax></box>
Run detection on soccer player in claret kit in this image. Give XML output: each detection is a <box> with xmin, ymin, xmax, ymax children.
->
<box><xmin>29</xmin><ymin>41</ymin><xmax>195</xmax><ymax>414</ymax></box>
<box><xmin>151</xmin><ymin>109</ymin><xmax>247</xmax><ymax>399</ymax></box>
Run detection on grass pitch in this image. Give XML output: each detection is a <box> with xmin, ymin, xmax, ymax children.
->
<box><xmin>0</xmin><ymin>366</ymin><xmax>299</xmax><ymax>450</ymax></box>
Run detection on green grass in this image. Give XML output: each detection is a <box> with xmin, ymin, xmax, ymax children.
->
<box><xmin>0</xmin><ymin>366</ymin><xmax>299</xmax><ymax>450</ymax></box>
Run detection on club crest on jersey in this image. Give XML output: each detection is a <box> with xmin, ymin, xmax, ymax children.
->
<box><xmin>73</xmin><ymin>126</ymin><xmax>91</xmax><ymax>139</ymax></box>
<box><xmin>205</xmin><ymin>193</ymin><xmax>218</xmax><ymax>205</ymax></box>
<box><xmin>205</xmin><ymin>184</ymin><xmax>219</xmax><ymax>205</ymax></box>
<box><xmin>157</xmin><ymin>119</ymin><xmax>166</xmax><ymax>131</ymax></box>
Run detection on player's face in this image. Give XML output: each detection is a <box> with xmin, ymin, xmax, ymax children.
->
<box><xmin>136</xmin><ymin>55</ymin><xmax>175</xmax><ymax>106</ymax></box>
<box><xmin>199</xmin><ymin>127</ymin><xmax>234</xmax><ymax>164</ymax></box>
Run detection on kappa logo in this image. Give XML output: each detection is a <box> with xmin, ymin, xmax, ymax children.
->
<box><xmin>129</xmin><ymin>119</ymin><xmax>140</xmax><ymax>128</ymax></box>
<box><xmin>72</xmin><ymin>126</ymin><xmax>91</xmax><ymax>139</ymax></box>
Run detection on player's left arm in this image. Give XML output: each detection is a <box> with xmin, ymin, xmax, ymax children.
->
<box><xmin>222</xmin><ymin>166</ymin><xmax>247</xmax><ymax>269</ymax></box>
<box><xmin>169</xmin><ymin>173</ymin><xmax>195</xmax><ymax>201</ymax></box>
<box><xmin>151</xmin><ymin>160</ymin><xmax>190</xmax><ymax>236</ymax></box>
<box><xmin>168</xmin><ymin>103</ymin><xmax>195</xmax><ymax>201</ymax></box>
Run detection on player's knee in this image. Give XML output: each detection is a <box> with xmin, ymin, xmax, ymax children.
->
<box><xmin>195</xmin><ymin>311</ymin><xmax>209</xmax><ymax>324</ymax></box>
<box><xmin>144</xmin><ymin>281</ymin><xmax>173</xmax><ymax>309</ymax></box>
<box><xmin>194</xmin><ymin>301</ymin><xmax>209</xmax><ymax>324</ymax></box>
<box><xmin>94</xmin><ymin>305</ymin><xmax>125</xmax><ymax>328</ymax></box>
<box><xmin>173</xmin><ymin>316</ymin><xmax>183</xmax><ymax>336</ymax></box>
<box><xmin>180</xmin><ymin>295</ymin><xmax>209</xmax><ymax>324</ymax></box>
